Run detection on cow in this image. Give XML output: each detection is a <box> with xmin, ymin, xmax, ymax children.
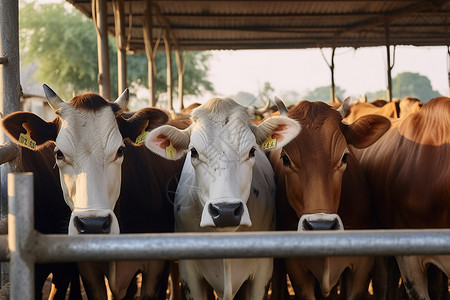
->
<box><xmin>144</xmin><ymin>97</ymin><xmax>300</xmax><ymax>300</ymax></box>
<box><xmin>343</xmin><ymin>96</ymin><xmax>423</xmax><ymax>124</ymax></box>
<box><xmin>269</xmin><ymin>97</ymin><xmax>391</xmax><ymax>300</ymax></box>
<box><xmin>350</xmin><ymin>96</ymin><xmax>450</xmax><ymax>300</ymax></box>
<box><xmin>2</xmin><ymin>85</ymin><xmax>183</xmax><ymax>299</ymax></box>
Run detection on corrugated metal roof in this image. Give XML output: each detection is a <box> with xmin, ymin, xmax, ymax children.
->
<box><xmin>66</xmin><ymin>0</ymin><xmax>450</xmax><ymax>52</ymax></box>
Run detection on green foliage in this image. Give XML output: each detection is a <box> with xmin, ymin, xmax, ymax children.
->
<box><xmin>303</xmin><ymin>86</ymin><xmax>346</xmax><ymax>102</ymax></box>
<box><xmin>367</xmin><ymin>72</ymin><xmax>442</xmax><ymax>103</ymax></box>
<box><xmin>19</xmin><ymin>2</ymin><xmax>214</xmax><ymax>102</ymax></box>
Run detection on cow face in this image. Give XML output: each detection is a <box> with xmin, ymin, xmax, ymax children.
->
<box><xmin>274</xmin><ymin>100</ymin><xmax>390</xmax><ymax>232</ymax></box>
<box><xmin>145</xmin><ymin>98</ymin><xmax>300</xmax><ymax>230</ymax></box>
<box><xmin>2</xmin><ymin>85</ymin><xmax>169</xmax><ymax>236</ymax></box>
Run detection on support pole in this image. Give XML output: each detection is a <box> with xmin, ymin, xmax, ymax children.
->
<box><xmin>8</xmin><ymin>173</ymin><xmax>35</xmax><ymax>300</ymax></box>
<box><xmin>143</xmin><ymin>2</ymin><xmax>158</xmax><ymax>106</ymax></box>
<box><xmin>385</xmin><ymin>20</ymin><xmax>393</xmax><ymax>102</ymax></box>
<box><xmin>447</xmin><ymin>46</ymin><xmax>450</xmax><ymax>97</ymax></box>
<box><xmin>176</xmin><ymin>50</ymin><xmax>189</xmax><ymax>111</ymax></box>
<box><xmin>93</xmin><ymin>0</ymin><xmax>111</xmax><ymax>99</ymax></box>
<box><xmin>164</xmin><ymin>35</ymin><xmax>173</xmax><ymax>113</ymax></box>
<box><xmin>320</xmin><ymin>48</ymin><xmax>337</xmax><ymax>104</ymax></box>
<box><xmin>0</xmin><ymin>0</ymin><xmax>21</xmax><ymax>287</ymax></box>
<box><xmin>113</xmin><ymin>0</ymin><xmax>127</xmax><ymax>95</ymax></box>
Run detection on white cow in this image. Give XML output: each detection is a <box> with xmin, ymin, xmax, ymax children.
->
<box><xmin>2</xmin><ymin>85</ymin><xmax>175</xmax><ymax>299</ymax></box>
<box><xmin>145</xmin><ymin>97</ymin><xmax>300</xmax><ymax>300</ymax></box>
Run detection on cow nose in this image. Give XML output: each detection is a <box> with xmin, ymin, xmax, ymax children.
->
<box><xmin>74</xmin><ymin>215</ymin><xmax>112</xmax><ymax>234</ymax></box>
<box><xmin>303</xmin><ymin>219</ymin><xmax>340</xmax><ymax>231</ymax></box>
<box><xmin>208</xmin><ymin>202</ymin><xmax>244</xmax><ymax>227</ymax></box>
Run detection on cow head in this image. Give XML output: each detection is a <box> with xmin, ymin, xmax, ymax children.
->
<box><xmin>274</xmin><ymin>98</ymin><xmax>390</xmax><ymax>232</ymax></box>
<box><xmin>145</xmin><ymin>98</ymin><xmax>300</xmax><ymax>230</ymax></box>
<box><xmin>2</xmin><ymin>85</ymin><xmax>169</xmax><ymax>235</ymax></box>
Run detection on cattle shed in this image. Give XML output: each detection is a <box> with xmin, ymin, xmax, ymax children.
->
<box><xmin>66</xmin><ymin>0</ymin><xmax>450</xmax><ymax>104</ymax></box>
<box><xmin>1</xmin><ymin>0</ymin><xmax>450</xmax><ymax>299</ymax></box>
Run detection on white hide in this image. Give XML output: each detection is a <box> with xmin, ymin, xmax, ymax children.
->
<box><xmin>55</xmin><ymin>103</ymin><xmax>124</xmax><ymax>235</ymax></box>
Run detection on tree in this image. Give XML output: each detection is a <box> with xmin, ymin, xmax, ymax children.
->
<box><xmin>303</xmin><ymin>86</ymin><xmax>346</xmax><ymax>102</ymax></box>
<box><xmin>19</xmin><ymin>1</ymin><xmax>214</xmax><ymax>104</ymax></box>
<box><xmin>367</xmin><ymin>72</ymin><xmax>441</xmax><ymax>102</ymax></box>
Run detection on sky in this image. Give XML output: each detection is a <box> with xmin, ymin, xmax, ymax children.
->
<box><xmin>201</xmin><ymin>46</ymin><xmax>449</xmax><ymax>103</ymax></box>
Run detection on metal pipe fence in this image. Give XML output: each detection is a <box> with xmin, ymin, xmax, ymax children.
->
<box><xmin>2</xmin><ymin>172</ymin><xmax>450</xmax><ymax>299</ymax></box>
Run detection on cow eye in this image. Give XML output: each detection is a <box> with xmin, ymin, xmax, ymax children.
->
<box><xmin>249</xmin><ymin>147</ymin><xmax>256</xmax><ymax>158</ymax></box>
<box><xmin>281</xmin><ymin>153</ymin><xmax>291</xmax><ymax>167</ymax></box>
<box><xmin>117</xmin><ymin>146</ymin><xmax>125</xmax><ymax>158</ymax></box>
<box><xmin>340</xmin><ymin>152</ymin><xmax>349</xmax><ymax>168</ymax></box>
<box><xmin>191</xmin><ymin>147</ymin><xmax>198</xmax><ymax>158</ymax></box>
<box><xmin>55</xmin><ymin>150</ymin><xmax>64</xmax><ymax>160</ymax></box>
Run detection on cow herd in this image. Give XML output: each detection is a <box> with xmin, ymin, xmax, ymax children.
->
<box><xmin>1</xmin><ymin>85</ymin><xmax>449</xmax><ymax>300</ymax></box>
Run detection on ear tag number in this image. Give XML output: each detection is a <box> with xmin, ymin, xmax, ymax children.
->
<box><xmin>166</xmin><ymin>141</ymin><xmax>177</xmax><ymax>158</ymax></box>
<box><xmin>135</xmin><ymin>130</ymin><xmax>149</xmax><ymax>144</ymax></box>
<box><xmin>261</xmin><ymin>136</ymin><xmax>277</xmax><ymax>150</ymax></box>
<box><xmin>19</xmin><ymin>132</ymin><xmax>36</xmax><ymax>150</ymax></box>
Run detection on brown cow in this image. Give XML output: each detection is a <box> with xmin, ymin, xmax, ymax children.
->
<box><xmin>343</xmin><ymin>97</ymin><xmax>422</xmax><ymax>123</ymax></box>
<box><xmin>269</xmin><ymin>99</ymin><xmax>390</xmax><ymax>300</ymax></box>
<box><xmin>351</xmin><ymin>97</ymin><xmax>450</xmax><ymax>300</ymax></box>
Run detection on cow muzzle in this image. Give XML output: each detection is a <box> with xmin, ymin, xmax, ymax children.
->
<box><xmin>200</xmin><ymin>199</ymin><xmax>252</xmax><ymax>228</ymax></box>
<box><xmin>298</xmin><ymin>213</ymin><xmax>344</xmax><ymax>231</ymax></box>
<box><xmin>69</xmin><ymin>209</ymin><xmax>119</xmax><ymax>235</ymax></box>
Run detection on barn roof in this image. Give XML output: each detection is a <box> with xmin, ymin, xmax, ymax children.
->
<box><xmin>66</xmin><ymin>0</ymin><xmax>450</xmax><ymax>52</ymax></box>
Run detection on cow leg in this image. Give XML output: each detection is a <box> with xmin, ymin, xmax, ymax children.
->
<box><xmin>371</xmin><ymin>256</ymin><xmax>401</xmax><ymax>300</ymax></box>
<box><xmin>78</xmin><ymin>262</ymin><xmax>108</xmax><ymax>300</ymax></box>
<box><xmin>140</xmin><ymin>260</ymin><xmax>170</xmax><ymax>300</ymax></box>
<box><xmin>269</xmin><ymin>259</ymin><xmax>290</xmax><ymax>300</ymax></box>
<box><xmin>241</xmin><ymin>258</ymin><xmax>273</xmax><ymax>300</ymax></box>
<box><xmin>285</xmin><ymin>260</ymin><xmax>316</xmax><ymax>300</ymax></box>
<box><xmin>344</xmin><ymin>257</ymin><xmax>373</xmax><ymax>300</ymax></box>
<box><xmin>396</xmin><ymin>255</ymin><xmax>429</xmax><ymax>300</ymax></box>
<box><xmin>169</xmin><ymin>260</ymin><xmax>183</xmax><ymax>300</ymax></box>
<box><xmin>178</xmin><ymin>260</ymin><xmax>209</xmax><ymax>300</ymax></box>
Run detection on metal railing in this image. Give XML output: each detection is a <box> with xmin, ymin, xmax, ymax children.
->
<box><xmin>1</xmin><ymin>173</ymin><xmax>450</xmax><ymax>299</ymax></box>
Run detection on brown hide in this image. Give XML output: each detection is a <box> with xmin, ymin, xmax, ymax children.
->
<box><xmin>270</xmin><ymin>100</ymin><xmax>389</xmax><ymax>299</ymax></box>
<box><xmin>344</xmin><ymin>101</ymin><xmax>400</xmax><ymax>123</ymax></box>
<box><xmin>352</xmin><ymin>97</ymin><xmax>450</xmax><ymax>299</ymax></box>
<box><xmin>17</xmin><ymin>145</ymin><xmax>81</xmax><ymax>299</ymax></box>
<box><xmin>352</xmin><ymin>97</ymin><xmax>450</xmax><ymax>229</ymax></box>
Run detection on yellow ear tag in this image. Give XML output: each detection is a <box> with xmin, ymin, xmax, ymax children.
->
<box><xmin>261</xmin><ymin>135</ymin><xmax>277</xmax><ymax>150</ymax></box>
<box><xmin>165</xmin><ymin>141</ymin><xmax>177</xmax><ymax>158</ymax></box>
<box><xmin>135</xmin><ymin>130</ymin><xmax>149</xmax><ymax>144</ymax></box>
<box><xmin>19</xmin><ymin>132</ymin><xmax>36</xmax><ymax>150</ymax></box>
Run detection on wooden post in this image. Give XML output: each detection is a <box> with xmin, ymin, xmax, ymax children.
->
<box><xmin>93</xmin><ymin>0</ymin><xmax>111</xmax><ymax>99</ymax></box>
<box><xmin>176</xmin><ymin>50</ymin><xmax>189</xmax><ymax>111</ymax></box>
<box><xmin>447</xmin><ymin>46</ymin><xmax>450</xmax><ymax>97</ymax></box>
<box><xmin>113</xmin><ymin>0</ymin><xmax>127</xmax><ymax>95</ymax></box>
<box><xmin>164</xmin><ymin>35</ymin><xmax>173</xmax><ymax>113</ymax></box>
<box><xmin>143</xmin><ymin>2</ymin><xmax>159</xmax><ymax>106</ymax></box>
<box><xmin>320</xmin><ymin>47</ymin><xmax>336</xmax><ymax>103</ymax></box>
<box><xmin>385</xmin><ymin>20</ymin><xmax>393</xmax><ymax>102</ymax></box>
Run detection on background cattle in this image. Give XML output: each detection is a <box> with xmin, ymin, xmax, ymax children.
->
<box><xmin>269</xmin><ymin>98</ymin><xmax>390</xmax><ymax>300</ymax></box>
<box><xmin>145</xmin><ymin>97</ymin><xmax>300</xmax><ymax>300</ymax></box>
<box><xmin>350</xmin><ymin>97</ymin><xmax>450</xmax><ymax>300</ymax></box>
<box><xmin>2</xmin><ymin>86</ymin><xmax>182</xmax><ymax>299</ymax></box>
<box><xmin>343</xmin><ymin>96</ymin><xmax>423</xmax><ymax>123</ymax></box>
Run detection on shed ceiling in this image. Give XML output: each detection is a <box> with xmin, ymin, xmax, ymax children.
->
<box><xmin>66</xmin><ymin>0</ymin><xmax>450</xmax><ymax>52</ymax></box>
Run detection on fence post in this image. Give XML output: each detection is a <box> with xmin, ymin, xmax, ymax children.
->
<box><xmin>8</xmin><ymin>173</ymin><xmax>34</xmax><ymax>300</ymax></box>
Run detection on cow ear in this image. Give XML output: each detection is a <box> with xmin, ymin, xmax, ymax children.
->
<box><xmin>118</xmin><ymin>108</ymin><xmax>169</xmax><ymax>144</ymax></box>
<box><xmin>342</xmin><ymin>114</ymin><xmax>391</xmax><ymax>149</ymax></box>
<box><xmin>253</xmin><ymin>115</ymin><xmax>301</xmax><ymax>151</ymax></box>
<box><xmin>144</xmin><ymin>125</ymin><xmax>190</xmax><ymax>160</ymax></box>
<box><xmin>2</xmin><ymin>112</ymin><xmax>59</xmax><ymax>150</ymax></box>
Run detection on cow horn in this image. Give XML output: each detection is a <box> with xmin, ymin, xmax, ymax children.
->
<box><xmin>274</xmin><ymin>96</ymin><xmax>288</xmax><ymax>115</ymax></box>
<box><xmin>255</xmin><ymin>97</ymin><xmax>271</xmax><ymax>115</ymax></box>
<box><xmin>337</xmin><ymin>97</ymin><xmax>352</xmax><ymax>118</ymax></box>
<box><xmin>114</xmin><ymin>88</ymin><xmax>129</xmax><ymax>113</ymax></box>
<box><xmin>43</xmin><ymin>84</ymin><xmax>64</xmax><ymax>111</ymax></box>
